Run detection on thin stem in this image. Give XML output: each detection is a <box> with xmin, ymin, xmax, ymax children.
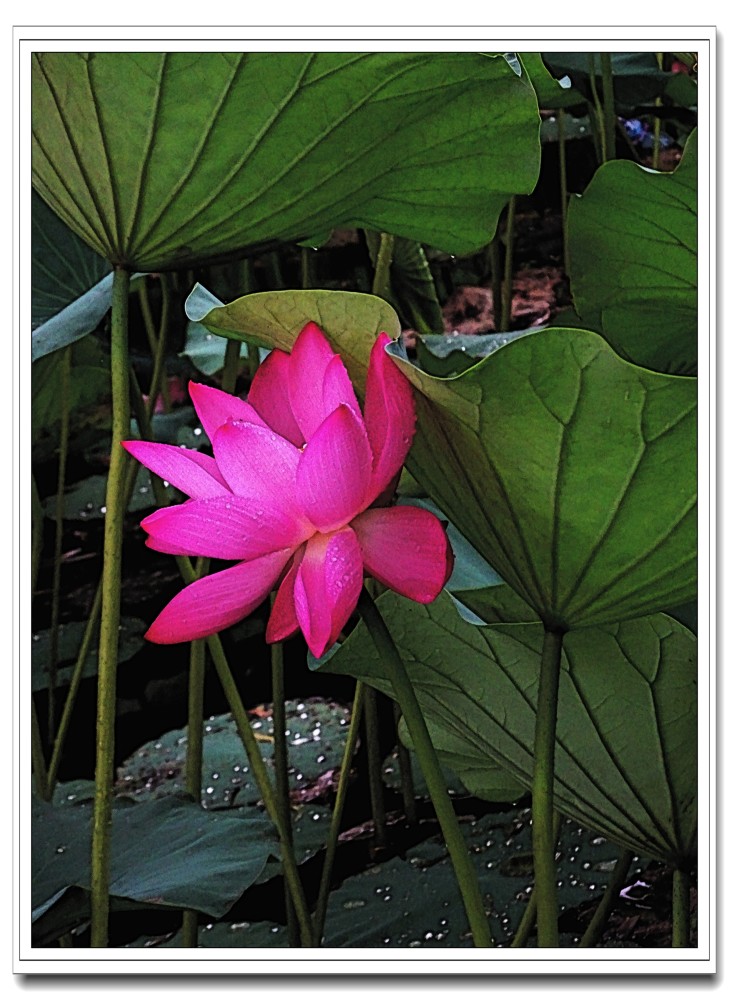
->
<box><xmin>221</xmin><ymin>338</ymin><xmax>240</xmax><ymax>396</ymax></box>
<box><xmin>181</xmin><ymin>557</ymin><xmax>208</xmax><ymax>949</ymax></box>
<box><xmin>364</xmin><ymin>684</ymin><xmax>387</xmax><ymax>849</ymax></box>
<box><xmin>301</xmin><ymin>246</ymin><xmax>313</xmax><ymax>289</ymax></box>
<box><xmin>393</xmin><ymin>703</ymin><xmax>417</xmax><ymax>825</ymax></box>
<box><xmin>557</xmin><ymin>109</ymin><xmax>571</xmax><ymax>276</ymax></box>
<box><xmin>672</xmin><ymin>867</ymin><xmax>692</xmax><ymax>947</ymax></box>
<box><xmin>489</xmin><ymin>238</ymin><xmax>503</xmax><ymax>332</ymax></box>
<box><xmin>46</xmin><ymin>584</ymin><xmax>103</xmax><ymax>795</ymax></box>
<box><xmin>599</xmin><ymin>54</ymin><xmax>616</xmax><ymax>161</ymax></box>
<box><xmin>652</xmin><ymin>54</ymin><xmax>664</xmax><ymax>170</ymax></box>
<box><xmin>139</xmin><ymin>277</ymin><xmax>171</xmax><ymax>413</ymax></box>
<box><xmin>90</xmin><ymin>266</ymin><xmax>131</xmax><ymax>948</ymax></box>
<box><xmin>356</xmin><ymin>589</ymin><xmax>493</xmax><ymax>947</ymax></box>
<box><xmin>579</xmin><ymin>848</ymin><xmax>633</xmax><ymax>947</ymax></box>
<box><xmin>48</xmin><ymin>345</ymin><xmax>72</xmax><ymax>741</ymax></box>
<box><xmin>145</xmin><ymin>274</ymin><xmax>170</xmax><ymax>413</ymax></box>
<box><xmin>372</xmin><ymin>233</ymin><xmax>395</xmax><ymax>300</ymax></box>
<box><xmin>312</xmin><ymin>681</ymin><xmax>365</xmax><ymax>945</ymax></box>
<box><xmin>271</xmin><ymin>604</ymin><xmax>300</xmax><ymax>947</ymax></box>
<box><xmin>588</xmin><ymin>54</ymin><xmax>606</xmax><ymax>163</ymax></box>
<box><xmin>500</xmin><ymin>196</ymin><xmax>517</xmax><ymax>331</ymax></box>
<box><xmin>532</xmin><ymin>627</ymin><xmax>564</xmax><ymax>947</ymax></box>
<box><xmin>31</xmin><ymin>698</ymin><xmax>49</xmax><ymax>801</ymax></box>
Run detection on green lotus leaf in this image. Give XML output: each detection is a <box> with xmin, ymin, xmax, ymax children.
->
<box><xmin>567</xmin><ymin>129</ymin><xmax>697</xmax><ymax>375</ymax></box>
<box><xmin>32</xmin><ymin>51</ymin><xmax>541</xmax><ymax>270</ymax></box>
<box><xmin>322</xmin><ymin>592</ymin><xmax>697</xmax><ymax>866</ymax></box>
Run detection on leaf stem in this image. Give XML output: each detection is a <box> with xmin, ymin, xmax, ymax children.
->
<box><xmin>221</xmin><ymin>338</ymin><xmax>240</xmax><ymax>396</ymax></box>
<box><xmin>557</xmin><ymin>109</ymin><xmax>571</xmax><ymax>276</ymax></box>
<box><xmin>599</xmin><ymin>53</ymin><xmax>616</xmax><ymax>161</ymax></box>
<box><xmin>364</xmin><ymin>684</ymin><xmax>388</xmax><ymax>848</ymax></box>
<box><xmin>578</xmin><ymin>848</ymin><xmax>633</xmax><ymax>947</ymax></box>
<box><xmin>372</xmin><ymin>232</ymin><xmax>395</xmax><ymax>300</ymax></box>
<box><xmin>672</xmin><ymin>867</ymin><xmax>692</xmax><ymax>947</ymax></box>
<box><xmin>500</xmin><ymin>196</ymin><xmax>517</xmax><ymax>331</ymax></box>
<box><xmin>393</xmin><ymin>703</ymin><xmax>418</xmax><ymax>824</ymax></box>
<box><xmin>312</xmin><ymin>680</ymin><xmax>365</xmax><ymax>945</ymax></box>
<box><xmin>139</xmin><ymin>276</ymin><xmax>171</xmax><ymax>413</ymax></box>
<box><xmin>532</xmin><ymin>626</ymin><xmax>564</xmax><ymax>947</ymax></box>
<box><xmin>356</xmin><ymin>589</ymin><xmax>493</xmax><ymax>947</ymax></box>
<box><xmin>48</xmin><ymin>345</ymin><xmax>72</xmax><ymax>741</ymax></box>
<box><xmin>90</xmin><ymin>266</ymin><xmax>131</xmax><ymax>947</ymax></box>
<box><xmin>588</xmin><ymin>54</ymin><xmax>606</xmax><ymax>163</ymax></box>
<box><xmin>271</xmin><ymin>609</ymin><xmax>300</xmax><ymax>946</ymax></box>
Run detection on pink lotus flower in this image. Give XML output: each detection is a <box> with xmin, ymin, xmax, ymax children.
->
<box><xmin>123</xmin><ymin>323</ymin><xmax>453</xmax><ymax>657</ymax></box>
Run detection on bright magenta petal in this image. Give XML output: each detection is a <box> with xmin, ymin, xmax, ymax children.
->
<box><xmin>266</xmin><ymin>547</ymin><xmax>305</xmax><ymax>643</ymax></box>
<box><xmin>145</xmin><ymin>548</ymin><xmax>293</xmax><ymax>644</ymax></box>
<box><xmin>352</xmin><ymin>506</ymin><xmax>454</xmax><ymax>603</ymax></box>
<box><xmin>295</xmin><ymin>405</ymin><xmax>373</xmax><ymax>533</ymax></box>
<box><xmin>188</xmin><ymin>381</ymin><xmax>267</xmax><ymax>442</ymax></box>
<box><xmin>287</xmin><ymin>321</ymin><xmax>338</xmax><ymax>440</ymax></box>
<box><xmin>364</xmin><ymin>334</ymin><xmax>417</xmax><ymax>504</ymax></box>
<box><xmin>141</xmin><ymin>495</ymin><xmax>309</xmax><ymax>560</ymax></box>
<box><xmin>122</xmin><ymin>440</ymin><xmax>230</xmax><ymax>499</ymax></box>
<box><xmin>321</xmin><ymin>355</ymin><xmax>363</xmax><ymax>422</ymax></box>
<box><xmin>293</xmin><ymin>528</ymin><xmax>363</xmax><ymax>657</ymax></box>
<box><xmin>212</xmin><ymin>421</ymin><xmax>309</xmax><ymax>526</ymax></box>
<box><xmin>247</xmin><ymin>350</ymin><xmax>304</xmax><ymax>447</ymax></box>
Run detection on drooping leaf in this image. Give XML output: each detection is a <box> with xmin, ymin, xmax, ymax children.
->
<box><xmin>416</xmin><ymin>328</ymin><xmax>539</xmax><ymax>377</ymax></box>
<box><xmin>180</xmin><ymin>320</ymin><xmax>245</xmax><ymax>376</ymax></box>
<box><xmin>321</xmin><ymin>592</ymin><xmax>697</xmax><ymax>866</ymax></box>
<box><xmin>43</xmin><ymin>467</ymin><xmax>178</xmax><ymax>521</ymax></box>
<box><xmin>32</xmin><ymin>795</ymin><xmax>277</xmax><ymax>938</ymax></box>
<box><xmin>32</xmin><ymin>52</ymin><xmax>541</xmax><ymax>270</ymax></box>
<box><xmin>31</xmin><ymin>337</ymin><xmax>110</xmax><ymax>443</ymax></box>
<box><xmin>567</xmin><ymin>129</ymin><xmax>697</xmax><ymax>375</ymax></box>
<box><xmin>365</xmin><ymin>233</ymin><xmax>444</xmax><ymax>334</ymax></box>
<box><xmin>543</xmin><ymin>52</ymin><xmax>689</xmax><ymax>112</ymax></box>
<box><xmin>31</xmin><ymin>191</ymin><xmax>113</xmax><ymax>360</ymax></box>
<box><xmin>132</xmin><ymin>807</ymin><xmax>642</xmax><ymax>948</ymax></box>
<box><xmin>518</xmin><ymin>53</ymin><xmax>583</xmax><ymax>109</ymax></box>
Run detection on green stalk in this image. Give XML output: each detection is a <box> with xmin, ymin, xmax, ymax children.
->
<box><xmin>489</xmin><ymin>238</ymin><xmax>503</xmax><ymax>332</ymax></box>
<box><xmin>557</xmin><ymin>109</ymin><xmax>571</xmax><ymax>276</ymax></box>
<box><xmin>588</xmin><ymin>54</ymin><xmax>607</xmax><ymax>163</ymax></box>
<box><xmin>312</xmin><ymin>681</ymin><xmax>365</xmax><ymax>945</ymax></box>
<box><xmin>301</xmin><ymin>246</ymin><xmax>313</xmax><ymax>289</ymax></box>
<box><xmin>90</xmin><ymin>266</ymin><xmax>131</xmax><ymax>948</ymax></box>
<box><xmin>221</xmin><ymin>338</ymin><xmax>240</xmax><ymax>396</ymax></box>
<box><xmin>46</xmin><ymin>584</ymin><xmax>103</xmax><ymax>795</ymax></box>
<box><xmin>599</xmin><ymin>53</ymin><xmax>616</xmax><ymax>161</ymax></box>
<box><xmin>393</xmin><ymin>703</ymin><xmax>417</xmax><ymax>825</ymax></box>
<box><xmin>672</xmin><ymin>868</ymin><xmax>691</xmax><ymax>947</ymax></box>
<box><xmin>532</xmin><ymin>627</ymin><xmax>564</xmax><ymax>947</ymax></box>
<box><xmin>510</xmin><ymin>814</ymin><xmax>561</xmax><ymax>947</ymax></box>
<box><xmin>145</xmin><ymin>274</ymin><xmax>170</xmax><ymax>411</ymax></box>
<box><xmin>652</xmin><ymin>55</ymin><xmax>664</xmax><ymax>170</ymax></box>
<box><xmin>139</xmin><ymin>277</ymin><xmax>171</xmax><ymax>413</ymax></box>
<box><xmin>356</xmin><ymin>589</ymin><xmax>493</xmax><ymax>947</ymax></box>
<box><xmin>271</xmin><ymin>607</ymin><xmax>300</xmax><ymax>947</ymax></box>
<box><xmin>31</xmin><ymin>699</ymin><xmax>49</xmax><ymax>801</ymax></box>
<box><xmin>372</xmin><ymin>233</ymin><xmax>395</xmax><ymax>300</ymax></box>
<box><xmin>48</xmin><ymin>345</ymin><xmax>72</xmax><ymax>741</ymax></box>
<box><xmin>364</xmin><ymin>684</ymin><xmax>387</xmax><ymax>849</ymax></box>
<box><xmin>579</xmin><ymin>849</ymin><xmax>633</xmax><ymax>947</ymax></box>
<box><xmin>181</xmin><ymin>558</ymin><xmax>208</xmax><ymax>949</ymax></box>
<box><xmin>500</xmin><ymin>196</ymin><xmax>517</xmax><ymax>331</ymax></box>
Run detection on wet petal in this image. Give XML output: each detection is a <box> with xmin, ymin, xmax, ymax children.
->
<box><xmin>352</xmin><ymin>505</ymin><xmax>454</xmax><ymax>603</ymax></box>
<box><xmin>142</xmin><ymin>495</ymin><xmax>310</xmax><ymax>560</ymax></box>
<box><xmin>295</xmin><ymin>405</ymin><xmax>372</xmax><ymax>533</ymax></box>
<box><xmin>266</xmin><ymin>547</ymin><xmax>305</xmax><ymax>643</ymax></box>
<box><xmin>321</xmin><ymin>355</ymin><xmax>363</xmax><ymax>423</ymax></box>
<box><xmin>122</xmin><ymin>440</ymin><xmax>230</xmax><ymax>499</ymax></box>
<box><xmin>145</xmin><ymin>548</ymin><xmax>293</xmax><ymax>644</ymax></box>
<box><xmin>293</xmin><ymin>528</ymin><xmax>363</xmax><ymax>658</ymax></box>
<box><xmin>212</xmin><ymin>421</ymin><xmax>309</xmax><ymax>530</ymax></box>
<box><xmin>247</xmin><ymin>349</ymin><xmax>304</xmax><ymax>446</ymax></box>
<box><xmin>364</xmin><ymin>334</ymin><xmax>417</xmax><ymax>504</ymax></box>
<box><xmin>287</xmin><ymin>321</ymin><xmax>338</xmax><ymax>440</ymax></box>
<box><xmin>188</xmin><ymin>381</ymin><xmax>267</xmax><ymax>442</ymax></box>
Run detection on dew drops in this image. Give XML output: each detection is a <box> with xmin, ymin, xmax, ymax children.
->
<box><xmin>55</xmin><ymin>845</ymin><xmax>67</xmax><ymax>854</ymax></box>
<box><xmin>343</xmin><ymin>899</ymin><xmax>366</xmax><ymax>910</ymax></box>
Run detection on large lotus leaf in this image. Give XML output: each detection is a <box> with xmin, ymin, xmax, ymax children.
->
<box><xmin>32</xmin><ymin>795</ymin><xmax>277</xmax><ymax>937</ymax></box>
<box><xmin>320</xmin><ymin>592</ymin><xmax>697</xmax><ymax>867</ymax></box>
<box><xmin>191</xmin><ymin>289</ymin><xmax>697</xmax><ymax>629</ymax></box>
<box><xmin>32</xmin><ymin>191</ymin><xmax>114</xmax><ymax>360</ymax></box>
<box><xmin>32</xmin><ymin>52</ymin><xmax>541</xmax><ymax>270</ymax></box>
<box><xmin>140</xmin><ymin>809</ymin><xmax>635</xmax><ymax>948</ymax></box>
<box><xmin>32</xmin><ymin>617</ymin><xmax>146</xmax><ymax>693</ymax></box>
<box><xmin>567</xmin><ymin>130</ymin><xmax>697</xmax><ymax>375</ymax></box>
